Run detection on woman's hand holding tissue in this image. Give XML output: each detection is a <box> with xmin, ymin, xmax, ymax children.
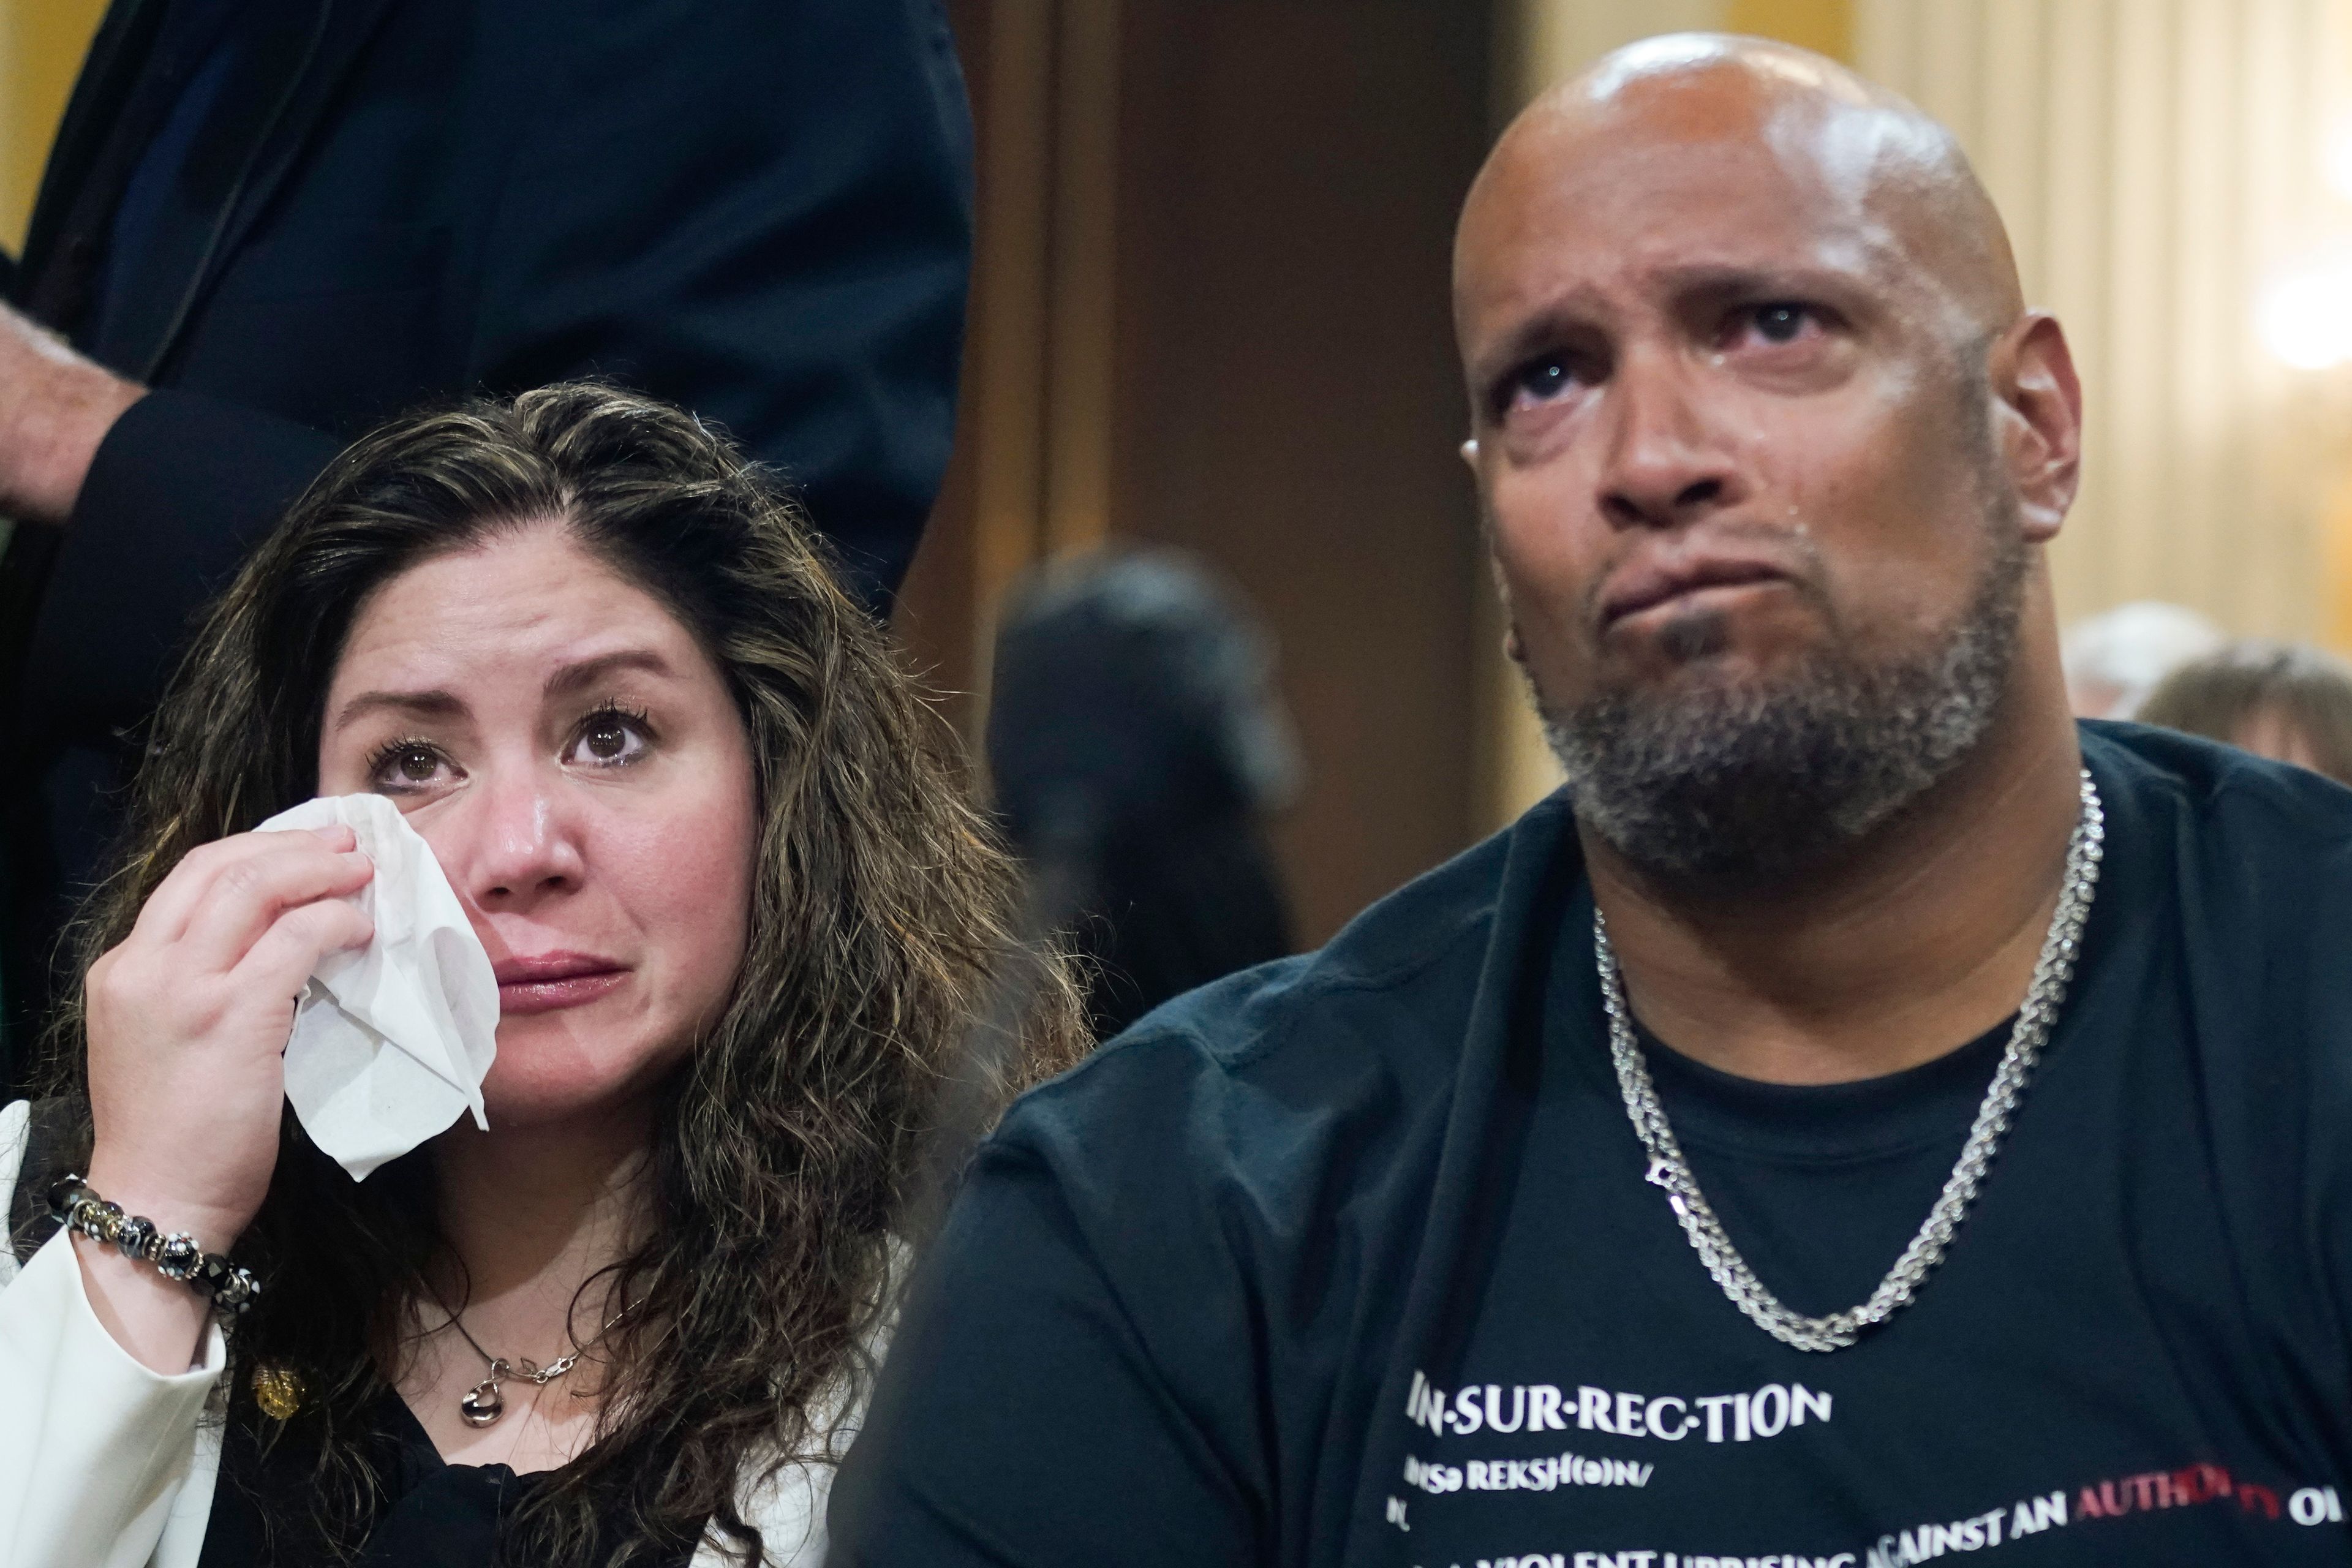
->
<box><xmin>75</xmin><ymin>823</ymin><xmax>375</xmax><ymax>1370</ymax></box>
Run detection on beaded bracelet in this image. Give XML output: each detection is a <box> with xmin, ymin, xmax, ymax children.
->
<box><xmin>48</xmin><ymin>1174</ymin><xmax>260</xmax><ymax>1319</ymax></box>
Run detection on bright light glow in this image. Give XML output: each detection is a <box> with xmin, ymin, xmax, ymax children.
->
<box><xmin>2258</xmin><ymin>261</ymin><xmax>2352</xmax><ymax>370</ymax></box>
<box><xmin>2328</xmin><ymin>119</ymin><xmax>2352</xmax><ymax>204</ymax></box>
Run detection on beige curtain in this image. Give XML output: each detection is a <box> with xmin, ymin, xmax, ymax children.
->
<box><xmin>1858</xmin><ymin>0</ymin><xmax>2352</xmax><ymax>645</ymax></box>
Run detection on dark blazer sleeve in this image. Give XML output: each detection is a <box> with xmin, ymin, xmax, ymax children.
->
<box><xmin>463</xmin><ymin>0</ymin><xmax>976</xmax><ymax>606</ymax></box>
<box><xmin>23</xmin><ymin>391</ymin><xmax>341</xmax><ymax>744</ymax></box>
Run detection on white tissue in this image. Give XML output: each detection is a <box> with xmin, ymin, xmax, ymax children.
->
<box><xmin>255</xmin><ymin>794</ymin><xmax>498</xmax><ymax>1179</ymax></box>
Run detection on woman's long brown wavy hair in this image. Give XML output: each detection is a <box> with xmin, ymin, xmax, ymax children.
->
<box><xmin>36</xmin><ymin>382</ymin><xmax>1087</xmax><ymax>1564</ymax></box>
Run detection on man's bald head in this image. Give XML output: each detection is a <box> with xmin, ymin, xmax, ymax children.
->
<box><xmin>1458</xmin><ymin>34</ymin><xmax>2022</xmax><ymax>354</ymax></box>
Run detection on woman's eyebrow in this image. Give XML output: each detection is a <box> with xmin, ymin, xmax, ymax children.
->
<box><xmin>544</xmin><ymin>648</ymin><xmax>678</xmax><ymax>698</ymax></box>
<box><xmin>329</xmin><ymin>687</ymin><xmax>467</xmax><ymax>733</ymax></box>
<box><xmin>330</xmin><ymin>651</ymin><xmax>678</xmax><ymax>733</ymax></box>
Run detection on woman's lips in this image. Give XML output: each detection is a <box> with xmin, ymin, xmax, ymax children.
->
<box><xmin>492</xmin><ymin>954</ymin><xmax>629</xmax><ymax>1016</ymax></box>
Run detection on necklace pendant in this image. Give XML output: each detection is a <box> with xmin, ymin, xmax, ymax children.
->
<box><xmin>459</xmin><ymin>1373</ymin><xmax>506</xmax><ymax>1427</ymax></box>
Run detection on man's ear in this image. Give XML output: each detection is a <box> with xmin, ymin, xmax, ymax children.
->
<box><xmin>1992</xmin><ymin>312</ymin><xmax>2082</xmax><ymax>544</ymax></box>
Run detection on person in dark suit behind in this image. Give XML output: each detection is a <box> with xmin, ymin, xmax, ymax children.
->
<box><xmin>0</xmin><ymin>0</ymin><xmax>978</xmax><ymax>1085</ymax></box>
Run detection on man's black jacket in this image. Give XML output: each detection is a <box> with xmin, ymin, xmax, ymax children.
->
<box><xmin>0</xmin><ymin>0</ymin><xmax>975</xmax><ymax>1071</ymax></box>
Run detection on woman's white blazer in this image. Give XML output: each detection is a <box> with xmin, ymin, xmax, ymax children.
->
<box><xmin>0</xmin><ymin>1098</ymin><xmax>846</xmax><ymax>1568</ymax></box>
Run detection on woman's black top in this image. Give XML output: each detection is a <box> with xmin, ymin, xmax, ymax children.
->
<box><xmin>194</xmin><ymin>1390</ymin><xmax>698</xmax><ymax>1567</ymax></box>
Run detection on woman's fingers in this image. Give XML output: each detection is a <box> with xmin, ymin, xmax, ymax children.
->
<box><xmin>228</xmin><ymin>895</ymin><xmax>377</xmax><ymax>1010</ymax></box>
<box><xmin>83</xmin><ymin>822</ymin><xmax>377</xmax><ymax>1267</ymax></box>
<box><xmin>166</xmin><ymin>834</ymin><xmax>374</xmax><ymax>974</ymax></box>
<box><xmin>132</xmin><ymin>824</ymin><xmax>360</xmax><ymax>949</ymax></box>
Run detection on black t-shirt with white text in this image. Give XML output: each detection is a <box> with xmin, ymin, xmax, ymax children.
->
<box><xmin>1390</xmin><ymin>991</ymin><xmax>2345</xmax><ymax>1567</ymax></box>
<box><xmin>832</xmin><ymin>726</ymin><xmax>2352</xmax><ymax>1568</ymax></box>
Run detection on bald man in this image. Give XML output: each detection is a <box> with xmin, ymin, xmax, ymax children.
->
<box><xmin>831</xmin><ymin>37</ymin><xmax>2352</xmax><ymax>1567</ymax></box>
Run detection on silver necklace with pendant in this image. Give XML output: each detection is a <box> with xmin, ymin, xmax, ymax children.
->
<box><xmin>1595</xmin><ymin>767</ymin><xmax>2103</xmax><ymax>1354</ymax></box>
<box><xmin>432</xmin><ymin>1298</ymin><xmax>636</xmax><ymax>1427</ymax></box>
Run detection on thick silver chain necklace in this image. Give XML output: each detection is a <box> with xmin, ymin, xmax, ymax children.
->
<box><xmin>1596</xmin><ymin>769</ymin><xmax>2104</xmax><ymax>1354</ymax></box>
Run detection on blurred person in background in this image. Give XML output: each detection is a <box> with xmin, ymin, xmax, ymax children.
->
<box><xmin>0</xmin><ymin>0</ymin><xmax>976</xmax><ymax>1093</ymax></box>
<box><xmin>2059</xmin><ymin>599</ymin><xmax>2225</xmax><ymax>718</ymax></box>
<box><xmin>986</xmin><ymin>551</ymin><xmax>1299</xmax><ymax>1043</ymax></box>
<box><xmin>2136</xmin><ymin>639</ymin><xmax>2352</xmax><ymax>785</ymax></box>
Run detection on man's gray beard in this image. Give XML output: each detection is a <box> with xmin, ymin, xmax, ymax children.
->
<box><xmin>1538</xmin><ymin>530</ymin><xmax>2026</xmax><ymax>888</ymax></box>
